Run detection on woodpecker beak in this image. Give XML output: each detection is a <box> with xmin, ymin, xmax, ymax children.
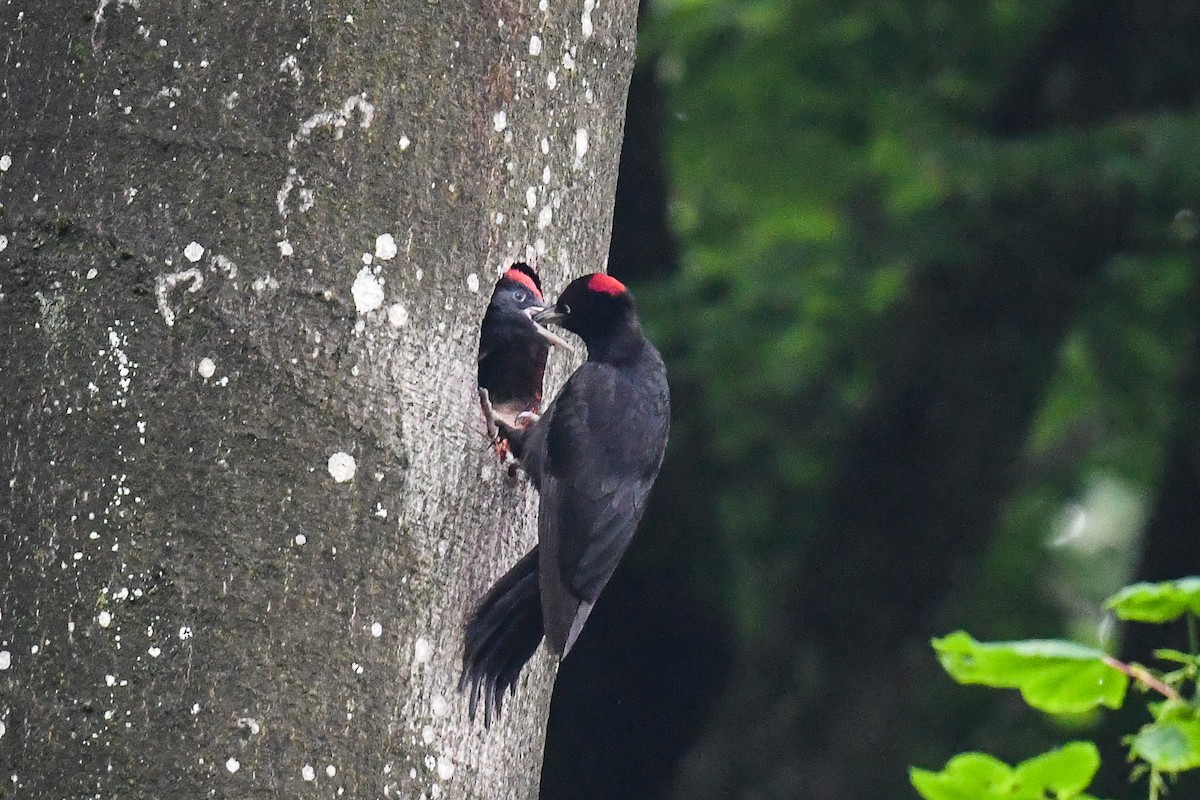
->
<box><xmin>526</xmin><ymin>307</ymin><xmax>572</xmax><ymax>349</ymax></box>
<box><xmin>533</xmin><ymin>307</ymin><xmax>568</xmax><ymax>326</ymax></box>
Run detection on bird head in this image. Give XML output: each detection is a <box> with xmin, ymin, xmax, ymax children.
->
<box><xmin>534</xmin><ymin>273</ymin><xmax>641</xmax><ymax>359</ymax></box>
<box><xmin>488</xmin><ymin>264</ymin><xmax>571</xmax><ymax>349</ymax></box>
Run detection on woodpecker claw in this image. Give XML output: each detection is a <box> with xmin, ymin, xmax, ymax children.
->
<box><xmin>478</xmin><ymin>388</ymin><xmax>501</xmax><ymax>443</ymax></box>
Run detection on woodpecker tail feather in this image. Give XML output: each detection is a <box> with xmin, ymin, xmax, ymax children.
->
<box><xmin>459</xmin><ymin>547</ymin><xmax>544</xmax><ymax>726</ymax></box>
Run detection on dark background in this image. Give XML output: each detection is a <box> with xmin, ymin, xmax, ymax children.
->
<box><xmin>541</xmin><ymin>1</ymin><xmax>1200</xmax><ymax>798</ymax></box>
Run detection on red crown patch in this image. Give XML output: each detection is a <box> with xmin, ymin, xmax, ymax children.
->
<box><xmin>587</xmin><ymin>273</ymin><xmax>626</xmax><ymax>296</ymax></box>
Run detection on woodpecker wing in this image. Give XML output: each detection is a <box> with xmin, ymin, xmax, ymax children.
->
<box><xmin>535</xmin><ymin>353</ymin><xmax>669</xmax><ymax>654</ymax></box>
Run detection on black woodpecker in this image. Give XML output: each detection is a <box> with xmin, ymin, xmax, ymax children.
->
<box><xmin>462</xmin><ymin>272</ymin><xmax>670</xmax><ymax>725</ymax></box>
<box><xmin>477</xmin><ymin>263</ymin><xmax>568</xmax><ymax>463</ymax></box>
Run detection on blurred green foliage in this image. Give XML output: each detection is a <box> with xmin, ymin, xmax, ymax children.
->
<box><xmin>607</xmin><ymin>2</ymin><xmax>1200</xmax><ymax>797</ymax></box>
<box><xmin>639</xmin><ymin>0</ymin><xmax>1199</xmax><ymax>643</ymax></box>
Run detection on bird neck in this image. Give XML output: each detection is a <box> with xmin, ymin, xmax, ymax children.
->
<box><xmin>584</xmin><ymin>316</ymin><xmax>646</xmax><ymax>364</ymax></box>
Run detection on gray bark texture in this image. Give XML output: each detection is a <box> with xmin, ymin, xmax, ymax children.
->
<box><xmin>0</xmin><ymin>0</ymin><xmax>636</xmax><ymax>797</ymax></box>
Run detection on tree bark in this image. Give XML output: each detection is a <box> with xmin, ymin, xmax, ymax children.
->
<box><xmin>0</xmin><ymin>1</ymin><xmax>636</xmax><ymax>797</ymax></box>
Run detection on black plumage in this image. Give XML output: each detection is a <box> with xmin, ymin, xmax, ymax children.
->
<box><xmin>461</xmin><ymin>273</ymin><xmax>671</xmax><ymax>725</ymax></box>
<box><xmin>477</xmin><ymin>263</ymin><xmax>565</xmax><ymax>429</ymax></box>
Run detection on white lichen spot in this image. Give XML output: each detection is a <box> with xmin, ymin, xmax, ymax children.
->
<box><xmin>375</xmin><ymin>233</ymin><xmax>397</xmax><ymax>260</ymax></box>
<box><xmin>326</xmin><ymin>765</ymin><xmax>337</xmax><ymax>778</ymax></box>
<box><xmin>547</xmin><ymin>70</ymin><xmax>558</xmax><ymax>90</ymax></box>
<box><xmin>539</xmin><ymin>0</ymin><xmax>548</xmax><ymax>10</ymax></box>
<box><xmin>237</xmin><ymin>717</ymin><xmax>261</xmax><ymax>735</ymax></box>
<box><xmin>352</xmin><ymin>267</ymin><xmax>385</xmax><ymax>314</ymax></box>
<box><xmin>466</xmin><ymin>273</ymin><xmax>480</xmax><ymax>293</ymax></box>
<box><xmin>328</xmin><ymin>452</ymin><xmax>357</xmax><ymax>483</ymax></box>
<box><xmin>431</xmin><ymin>693</ymin><xmax>449</xmax><ymax>717</ymax></box>
<box><xmin>155</xmin><ymin>268</ymin><xmax>204</xmax><ymax>327</ymax></box>
<box><xmin>279</xmin><ymin>54</ymin><xmax>303</xmax><ymax>85</ymax></box>
<box><xmin>537</xmin><ymin>205</ymin><xmax>553</xmax><ymax>229</ymax></box>
<box><xmin>289</xmin><ymin>94</ymin><xmax>375</xmax><ymax>151</ymax></box>
<box><xmin>585</xmin><ymin>85</ymin><xmax>594</xmax><ymax>103</ymax></box>
<box><xmin>529</xmin><ymin>34</ymin><xmax>543</xmax><ymax>56</ymax></box>
<box><xmin>542</xmin><ymin>165</ymin><xmax>552</xmax><ymax>184</ymax></box>
<box><xmin>105</xmin><ymin>674</ymin><xmax>116</xmax><ymax>687</ymax></box>
<box><xmin>492</xmin><ymin>110</ymin><xmax>507</xmax><ymax>133</ymax></box>
<box><xmin>371</xmin><ymin>621</ymin><xmax>383</xmax><ymax>638</ymax></box>
<box><xmin>191</xmin><ymin>703</ymin><xmax>200</xmax><ymax>714</ymax></box>
<box><xmin>148</xmin><ymin>646</ymin><xmax>161</xmax><ymax>658</ymax></box>
<box><xmin>253</xmin><ymin>274</ymin><xmax>281</xmax><ymax>295</ymax></box>
<box><xmin>436</xmin><ymin>755</ymin><xmax>455</xmax><ymax>781</ymax></box>
<box><xmin>225</xmin><ymin>757</ymin><xmax>240</xmax><ymax>774</ymax></box>
<box><xmin>197</xmin><ymin>357</ymin><xmax>216</xmax><ymax>379</ymax></box>
<box><xmin>562</xmin><ymin>51</ymin><xmax>576</xmax><ymax>71</ymax></box>
<box><xmin>277</xmin><ymin>240</ymin><xmax>294</xmax><ymax>257</ymax></box>
<box><xmin>184</xmin><ymin>241</ymin><xmax>204</xmax><ymax>263</ymax></box>
<box><xmin>0</xmin><ymin>651</ymin><xmax>10</xmax><ymax>670</ymax></box>
<box><xmin>541</xmin><ymin>137</ymin><xmax>551</xmax><ymax>155</ymax></box>
<box><xmin>362</xmin><ymin>253</ymin><xmax>373</xmax><ymax>265</ymax></box>
<box><xmin>582</xmin><ymin>0</ymin><xmax>595</xmax><ymax>37</ymax></box>
<box><xmin>413</xmin><ymin>636</ymin><xmax>433</xmax><ymax>665</ymax></box>
<box><xmin>421</xmin><ymin>725</ymin><xmax>435</xmax><ymax>744</ymax></box>
<box><xmin>212</xmin><ymin>254</ymin><xmax>238</xmax><ymax>278</ymax></box>
<box><xmin>0</xmin><ymin>154</ymin><xmax>10</xmax><ymax>171</ymax></box>
<box><xmin>302</xmin><ymin>765</ymin><xmax>315</xmax><ymax>781</ymax></box>
<box><xmin>574</xmin><ymin>128</ymin><xmax>589</xmax><ymax>165</ymax></box>
<box><xmin>98</xmin><ymin>611</ymin><xmax>113</xmax><ymax>628</ymax></box>
<box><xmin>0</xmin><ymin>721</ymin><xmax>5</xmax><ymax>738</ymax></box>
<box><xmin>399</xmin><ymin>135</ymin><xmax>411</xmax><ymax>151</ymax></box>
<box><xmin>277</xmin><ymin>168</ymin><xmax>304</xmax><ymax>216</ymax></box>
<box><xmin>352</xmin><ymin>662</ymin><xmax>364</xmax><ymax>674</ymax></box>
<box><xmin>0</xmin><ymin>235</ymin><xmax>7</xmax><ymax>253</ymax></box>
<box><xmin>224</xmin><ymin>91</ymin><xmax>240</xmax><ymax>109</ymax></box>
<box><xmin>387</xmin><ymin>303</ymin><xmax>408</xmax><ymax>328</ymax></box>
<box><xmin>179</xmin><ymin>626</ymin><xmax>193</xmax><ymax>640</ymax></box>
<box><xmin>86</xmin><ymin>268</ymin><xmax>99</xmax><ymax>279</ymax></box>
<box><xmin>525</xmin><ymin>186</ymin><xmax>538</xmax><ymax>210</ymax></box>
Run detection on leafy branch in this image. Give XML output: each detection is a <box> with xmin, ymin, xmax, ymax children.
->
<box><xmin>911</xmin><ymin>576</ymin><xmax>1200</xmax><ymax>800</ymax></box>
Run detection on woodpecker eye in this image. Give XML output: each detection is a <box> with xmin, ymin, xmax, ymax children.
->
<box><xmin>560</xmin><ymin>303</ymin><xmax>571</xmax><ymax>316</ymax></box>
<box><xmin>512</xmin><ymin>289</ymin><xmax>528</xmax><ymax>303</ymax></box>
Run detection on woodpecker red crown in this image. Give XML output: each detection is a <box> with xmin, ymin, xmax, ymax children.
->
<box><xmin>586</xmin><ymin>273</ymin><xmax>627</xmax><ymax>296</ymax></box>
<box><xmin>504</xmin><ymin>266</ymin><xmax>543</xmax><ymax>300</ymax></box>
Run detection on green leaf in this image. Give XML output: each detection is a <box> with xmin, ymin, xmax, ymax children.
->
<box><xmin>910</xmin><ymin>752</ymin><xmax>1017</xmax><ymax>800</ymax></box>
<box><xmin>911</xmin><ymin>744</ymin><xmax>1103</xmax><ymax>800</ymax></box>
<box><xmin>1014</xmin><ymin>742</ymin><xmax>1101</xmax><ymax>795</ymax></box>
<box><xmin>1106</xmin><ymin>577</ymin><xmax>1200</xmax><ymax>623</ymax></box>
<box><xmin>1130</xmin><ymin>701</ymin><xmax>1200</xmax><ymax>773</ymax></box>
<box><xmin>932</xmin><ymin>631</ymin><xmax>1128</xmax><ymax>714</ymax></box>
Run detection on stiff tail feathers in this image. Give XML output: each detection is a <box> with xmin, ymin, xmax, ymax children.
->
<box><xmin>459</xmin><ymin>547</ymin><xmax>544</xmax><ymax>726</ymax></box>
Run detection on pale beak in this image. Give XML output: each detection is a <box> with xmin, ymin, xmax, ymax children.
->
<box><xmin>525</xmin><ymin>307</ymin><xmax>572</xmax><ymax>349</ymax></box>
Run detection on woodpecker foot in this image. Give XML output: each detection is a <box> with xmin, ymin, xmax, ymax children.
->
<box><xmin>478</xmin><ymin>388</ymin><xmax>501</xmax><ymax>443</ymax></box>
<box><xmin>480</xmin><ymin>388</ymin><xmax>528</xmax><ymax>477</ymax></box>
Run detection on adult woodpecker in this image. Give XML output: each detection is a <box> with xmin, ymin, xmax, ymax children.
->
<box><xmin>461</xmin><ymin>272</ymin><xmax>670</xmax><ymax>725</ymax></box>
<box><xmin>477</xmin><ymin>264</ymin><xmax>569</xmax><ymax>462</ymax></box>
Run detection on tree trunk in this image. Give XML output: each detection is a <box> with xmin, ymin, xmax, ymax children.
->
<box><xmin>0</xmin><ymin>1</ymin><xmax>636</xmax><ymax>797</ymax></box>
